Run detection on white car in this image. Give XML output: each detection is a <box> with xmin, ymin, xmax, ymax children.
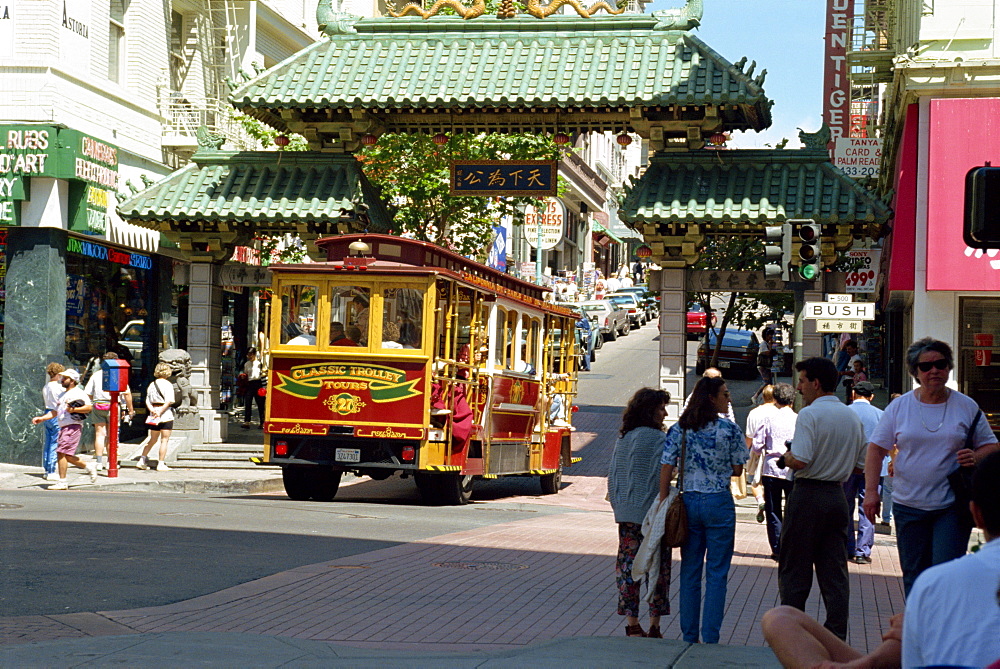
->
<box><xmin>605</xmin><ymin>292</ymin><xmax>645</xmax><ymax>329</ymax></box>
<box><xmin>578</xmin><ymin>300</ymin><xmax>629</xmax><ymax>341</ymax></box>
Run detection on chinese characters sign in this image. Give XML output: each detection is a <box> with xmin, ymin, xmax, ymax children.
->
<box><xmin>450</xmin><ymin>160</ymin><xmax>557</xmax><ymax>196</ymax></box>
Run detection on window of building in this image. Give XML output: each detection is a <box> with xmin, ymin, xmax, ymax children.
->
<box><xmin>959</xmin><ymin>297</ymin><xmax>1000</xmax><ymax>436</ymax></box>
<box><xmin>108</xmin><ymin>0</ymin><xmax>126</xmax><ymax>84</ymax></box>
<box><xmin>169</xmin><ymin>11</ymin><xmax>188</xmax><ymax>92</ymax></box>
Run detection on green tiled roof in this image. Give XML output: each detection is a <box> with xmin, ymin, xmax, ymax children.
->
<box><xmin>620</xmin><ymin>148</ymin><xmax>892</xmax><ymax>225</ymax></box>
<box><xmin>117</xmin><ymin>151</ymin><xmax>393</xmax><ymax>233</ymax></box>
<box><xmin>231</xmin><ymin>15</ymin><xmax>771</xmax><ymax>125</ymax></box>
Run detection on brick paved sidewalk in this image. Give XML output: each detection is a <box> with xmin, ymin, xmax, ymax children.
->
<box><xmin>1</xmin><ymin>491</ymin><xmax>905</xmax><ymax>653</ymax></box>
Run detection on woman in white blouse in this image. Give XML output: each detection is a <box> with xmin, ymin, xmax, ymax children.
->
<box><xmin>138</xmin><ymin>362</ymin><xmax>175</xmax><ymax>471</ymax></box>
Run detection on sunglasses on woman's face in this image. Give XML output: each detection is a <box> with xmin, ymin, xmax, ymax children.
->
<box><xmin>916</xmin><ymin>359</ymin><xmax>949</xmax><ymax>372</ymax></box>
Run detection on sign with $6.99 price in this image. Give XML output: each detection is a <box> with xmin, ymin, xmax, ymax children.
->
<box><xmin>844</xmin><ymin>249</ymin><xmax>881</xmax><ymax>293</ymax></box>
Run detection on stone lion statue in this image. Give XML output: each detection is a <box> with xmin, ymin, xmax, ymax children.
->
<box><xmin>159</xmin><ymin>349</ymin><xmax>198</xmax><ymax>426</ymax></box>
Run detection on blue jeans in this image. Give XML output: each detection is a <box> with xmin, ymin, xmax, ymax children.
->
<box><xmin>893</xmin><ymin>501</ymin><xmax>971</xmax><ymax>597</ymax></box>
<box><xmin>843</xmin><ymin>473</ymin><xmax>877</xmax><ymax>557</ymax></box>
<box><xmin>679</xmin><ymin>491</ymin><xmax>736</xmax><ymax>643</ymax></box>
<box><xmin>882</xmin><ymin>475</ymin><xmax>894</xmax><ymax>522</ymax></box>
<box><xmin>42</xmin><ymin>417</ymin><xmax>59</xmax><ymax>474</ymax></box>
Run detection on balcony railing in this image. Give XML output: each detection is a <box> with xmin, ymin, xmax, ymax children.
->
<box><xmin>161</xmin><ymin>94</ymin><xmax>260</xmax><ymax>152</ymax></box>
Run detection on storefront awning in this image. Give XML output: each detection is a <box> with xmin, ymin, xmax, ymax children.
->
<box><xmin>592</xmin><ymin>220</ymin><xmax>624</xmax><ymax>245</ymax></box>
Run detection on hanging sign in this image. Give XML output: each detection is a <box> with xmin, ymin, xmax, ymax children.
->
<box><xmin>843</xmin><ymin>249</ymin><xmax>881</xmax><ymax>293</ymax></box>
<box><xmin>450</xmin><ymin>160</ymin><xmax>557</xmax><ymax>196</ymax></box>
<box><xmin>523</xmin><ymin>198</ymin><xmax>565</xmax><ymax>250</ymax></box>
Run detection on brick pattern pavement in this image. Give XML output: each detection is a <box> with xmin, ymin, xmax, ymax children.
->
<box><xmin>0</xmin><ymin>332</ymin><xmax>907</xmax><ymax>653</ymax></box>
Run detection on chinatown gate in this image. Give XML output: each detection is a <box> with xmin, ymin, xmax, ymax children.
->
<box><xmin>120</xmin><ymin>0</ymin><xmax>890</xmax><ymax>433</ymax></box>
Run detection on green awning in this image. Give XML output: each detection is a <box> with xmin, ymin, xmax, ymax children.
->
<box><xmin>592</xmin><ymin>220</ymin><xmax>624</xmax><ymax>244</ymax></box>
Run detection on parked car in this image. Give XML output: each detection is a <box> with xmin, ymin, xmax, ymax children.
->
<box><xmin>606</xmin><ymin>292</ymin><xmax>645</xmax><ymax>328</ymax></box>
<box><xmin>696</xmin><ymin>328</ymin><xmax>761</xmax><ymax>378</ymax></box>
<box><xmin>557</xmin><ymin>303</ymin><xmax>602</xmax><ymax>361</ymax></box>
<box><xmin>616</xmin><ymin>286</ymin><xmax>658</xmax><ymax>321</ymax></box>
<box><xmin>577</xmin><ymin>299</ymin><xmax>629</xmax><ymax>341</ymax></box>
<box><xmin>686</xmin><ymin>302</ymin><xmax>716</xmax><ymax>339</ymax></box>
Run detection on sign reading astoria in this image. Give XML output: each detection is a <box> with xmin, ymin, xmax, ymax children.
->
<box><xmin>268</xmin><ymin>359</ymin><xmax>427</xmax><ymax>433</ymax></box>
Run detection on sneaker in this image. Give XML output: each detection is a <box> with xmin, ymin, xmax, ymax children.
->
<box><xmin>43</xmin><ymin>472</ymin><xmax>57</xmax><ymax>481</ymax></box>
<box><xmin>86</xmin><ymin>462</ymin><xmax>98</xmax><ymax>483</ymax></box>
<box><xmin>48</xmin><ymin>479</ymin><xmax>68</xmax><ymax>490</ymax></box>
<box><xmin>156</xmin><ymin>462</ymin><xmax>171</xmax><ymax>472</ymax></box>
<box><xmin>136</xmin><ymin>456</ymin><xmax>149</xmax><ymax>470</ymax></box>
<box><xmin>756</xmin><ymin>503</ymin><xmax>766</xmax><ymax>524</ymax></box>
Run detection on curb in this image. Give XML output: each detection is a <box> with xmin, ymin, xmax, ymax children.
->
<box><xmin>87</xmin><ymin>477</ymin><xmax>286</xmax><ymax>495</ymax></box>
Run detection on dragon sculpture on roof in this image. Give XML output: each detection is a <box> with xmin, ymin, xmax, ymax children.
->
<box><xmin>387</xmin><ymin>0</ymin><xmax>628</xmax><ymax>20</ymax></box>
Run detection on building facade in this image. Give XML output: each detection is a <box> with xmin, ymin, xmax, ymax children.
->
<box><xmin>852</xmin><ymin>0</ymin><xmax>1000</xmax><ymax>432</ymax></box>
<box><xmin>0</xmin><ymin>0</ymin><xmax>325</xmax><ymax>463</ymax></box>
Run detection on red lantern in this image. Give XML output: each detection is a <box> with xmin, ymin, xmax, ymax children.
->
<box><xmin>432</xmin><ymin>133</ymin><xmax>449</xmax><ymax>145</ymax></box>
<box><xmin>708</xmin><ymin>132</ymin><xmax>728</xmax><ymax>146</ymax></box>
<box><xmin>274</xmin><ymin>135</ymin><xmax>290</xmax><ymax>148</ymax></box>
<box><xmin>635</xmin><ymin>244</ymin><xmax>653</xmax><ymax>258</ymax></box>
<box><xmin>553</xmin><ymin>132</ymin><xmax>570</xmax><ymax>145</ymax></box>
<box><xmin>616</xmin><ymin>132</ymin><xmax>632</xmax><ymax>146</ymax></box>
<box><xmin>361</xmin><ymin>133</ymin><xmax>378</xmax><ymax>146</ymax></box>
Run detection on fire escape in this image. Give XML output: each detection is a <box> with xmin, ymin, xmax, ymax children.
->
<box><xmin>161</xmin><ymin>0</ymin><xmax>258</xmax><ymax>159</ymax></box>
<box><xmin>847</xmin><ymin>0</ymin><xmax>896</xmax><ymax>139</ymax></box>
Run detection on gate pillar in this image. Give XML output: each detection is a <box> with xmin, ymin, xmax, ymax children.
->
<box><xmin>186</xmin><ymin>260</ymin><xmax>227</xmax><ymax>443</ymax></box>
<box><xmin>653</xmin><ymin>268</ymin><xmax>688</xmax><ymax>422</ymax></box>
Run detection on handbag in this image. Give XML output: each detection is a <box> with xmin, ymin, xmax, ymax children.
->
<box><xmin>663</xmin><ymin>429</ymin><xmax>689</xmax><ymax>548</ymax></box>
<box><xmin>947</xmin><ymin>410</ymin><xmax>982</xmax><ymax>528</ymax></box>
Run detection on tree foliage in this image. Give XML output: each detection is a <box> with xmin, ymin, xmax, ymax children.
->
<box><xmin>359</xmin><ymin>132</ymin><xmax>564</xmax><ymax>261</ymax></box>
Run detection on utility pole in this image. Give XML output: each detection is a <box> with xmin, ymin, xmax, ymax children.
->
<box><xmin>787</xmin><ymin>280</ymin><xmax>808</xmax><ymax>410</ymax></box>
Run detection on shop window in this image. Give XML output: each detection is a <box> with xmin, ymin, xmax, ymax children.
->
<box><xmin>329</xmin><ymin>285</ymin><xmax>369</xmax><ymax>346</ymax></box>
<box><xmin>65</xmin><ymin>251</ymin><xmax>154</xmax><ymax>386</ymax></box>
<box><xmin>279</xmin><ymin>283</ymin><xmax>318</xmax><ymax>346</ymax></box>
<box><xmin>959</xmin><ymin>297</ymin><xmax>1000</xmax><ymax>434</ymax></box>
<box><xmin>381</xmin><ymin>286</ymin><xmax>424</xmax><ymax>350</ymax></box>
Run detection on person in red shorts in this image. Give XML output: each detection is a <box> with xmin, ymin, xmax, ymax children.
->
<box><xmin>31</xmin><ymin>368</ymin><xmax>97</xmax><ymax>490</ymax></box>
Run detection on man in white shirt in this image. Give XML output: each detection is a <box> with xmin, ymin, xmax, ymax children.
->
<box><xmin>780</xmin><ymin>357</ymin><xmax>867</xmax><ymax>641</ymax></box>
<box><xmin>751</xmin><ymin>383</ymin><xmax>797</xmax><ymax>560</ymax></box>
<box><xmin>31</xmin><ymin>369</ymin><xmax>97</xmax><ymax>489</ymax></box>
<box><xmin>903</xmin><ymin>450</ymin><xmax>1000</xmax><ymax>668</ymax></box>
<box><xmin>745</xmin><ymin>384</ymin><xmax>778</xmax><ymax>524</ymax></box>
<box><xmin>844</xmin><ymin>381</ymin><xmax>884</xmax><ymax>564</ymax></box>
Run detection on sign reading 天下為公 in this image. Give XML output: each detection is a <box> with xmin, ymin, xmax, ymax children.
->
<box><xmin>450</xmin><ymin>160</ymin><xmax>557</xmax><ymax>197</ymax></box>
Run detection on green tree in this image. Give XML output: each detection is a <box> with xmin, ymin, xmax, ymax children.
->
<box><xmin>359</xmin><ymin>132</ymin><xmax>563</xmax><ymax>261</ymax></box>
<box><xmin>691</xmin><ymin>235</ymin><xmax>793</xmax><ymax>368</ymax></box>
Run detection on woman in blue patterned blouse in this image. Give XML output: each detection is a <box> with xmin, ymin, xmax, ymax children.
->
<box><xmin>658</xmin><ymin>376</ymin><xmax>748</xmax><ymax>644</ymax></box>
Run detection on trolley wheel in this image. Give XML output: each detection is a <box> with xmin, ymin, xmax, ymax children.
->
<box><xmin>282</xmin><ymin>465</ymin><xmax>315</xmax><ymax>501</ymax></box>
<box><xmin>310</xmin><ymin>468</ymin><xmax>343</xmax><ymax>502</ymax></box>
<box><xmin>416</xmin><ymin>472</ymin><xmax>474</xmax><ymax>506</ymax></box>
<box><xmin>282</xmin><ymin>465</ymin><xmax>342</xmax><ymax>502</ymax></box>
<box><xmin>540</xmin><ymin>467</ymin><xmax>562</xmax><ymax>495</ymax></box>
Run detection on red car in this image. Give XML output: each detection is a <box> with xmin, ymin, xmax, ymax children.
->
<box><xmin>686</xmin><ymin>303</ymin><xmax>715</xmax><ymax>339</ymax></box>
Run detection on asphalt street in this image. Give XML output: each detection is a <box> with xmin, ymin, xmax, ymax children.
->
<box><xmin>0</xmin><ymin>322</ymin><xmax>767</xmax><ymax>619</ymax></box>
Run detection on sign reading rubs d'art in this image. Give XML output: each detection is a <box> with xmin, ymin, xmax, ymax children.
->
<box><xmin>450</xmin><ymin>160</ymin><xmax>557</xmax><ymax>197</ymax></box>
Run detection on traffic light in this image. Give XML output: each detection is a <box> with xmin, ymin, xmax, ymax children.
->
<box><xmin>763</xmin><ymin>224</ymin><xmax>792</xmax><ymax>281</ymax></box>
<box><xmin>795</xmin><ymin>220</ymin><xmax>822</xmax><ymax>281</ymax></box>
<box><xmin>964</xmin><ymin>165</ymin><xmax>1000</xmax><ymax>249</ymax></box>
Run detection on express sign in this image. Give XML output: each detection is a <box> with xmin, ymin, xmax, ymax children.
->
<box><xmin>804</xmin><ymin>301</ymin><xmax>875</xmax><ymax>320</ymax></box>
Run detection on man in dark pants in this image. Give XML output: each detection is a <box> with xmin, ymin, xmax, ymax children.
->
<box><xmin>778</xmin><ymin>357</ymin><xmax>867</xmax><ymax>640</ymax></box>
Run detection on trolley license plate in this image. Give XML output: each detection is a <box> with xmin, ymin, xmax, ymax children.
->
<box><xmin>335</xmin><ymin>448</ymin><xmax>361</xmax><ymax>463</ymax></box>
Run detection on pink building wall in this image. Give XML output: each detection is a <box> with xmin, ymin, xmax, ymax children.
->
<box><xmin>926</xmin><ymin>98</ymin><xmax>1000</xmax><ymax>291</ymax></box>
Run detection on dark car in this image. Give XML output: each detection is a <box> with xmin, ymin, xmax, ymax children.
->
<box><xmin>696</xmin><ymin>328</ymin><xmax>761</xmax><ymax>378</ymax></box>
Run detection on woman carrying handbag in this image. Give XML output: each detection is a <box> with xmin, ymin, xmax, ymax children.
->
<box><xmin>658</xmin><ymin>376</ymin><xmax>747</xmax><ymax>644</ymax></box>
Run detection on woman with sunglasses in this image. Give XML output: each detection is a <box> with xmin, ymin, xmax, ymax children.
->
<box><xmin>862</xmin><ymin>337</ymin><xmax>998</xmax><ymax>595</ymax></box>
